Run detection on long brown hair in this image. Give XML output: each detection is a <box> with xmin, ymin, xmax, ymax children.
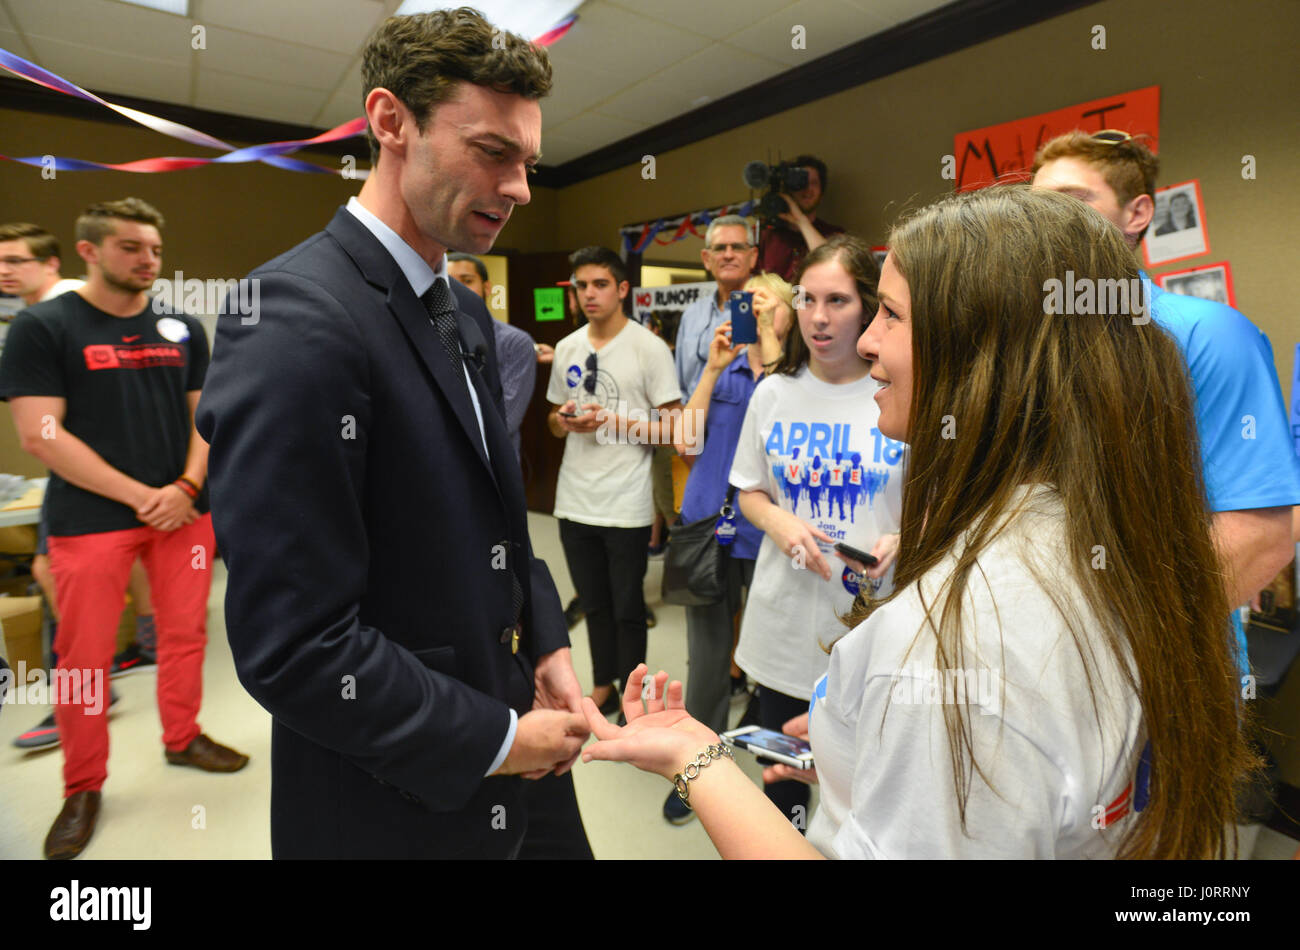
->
<box><xmin>844</xmin><ymin>186</ymin><xmax>1255</xmax><ymax>859</ymax></box>
<box><xmin>772</xmin><ymin>234</ymin><xmax>880</xmax><ymax>377</ymax></box>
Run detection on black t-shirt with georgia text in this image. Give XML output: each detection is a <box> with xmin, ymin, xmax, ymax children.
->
<box><xmin>0</xmin><ymin>291</ymin><xmax>209</xmax><ymax>535</ymax></box>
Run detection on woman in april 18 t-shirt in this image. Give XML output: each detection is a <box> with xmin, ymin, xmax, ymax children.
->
<box><xmin>728</xmin><ymin>235</ymin><xmax>903</xmax><ymax>828</ymax></box>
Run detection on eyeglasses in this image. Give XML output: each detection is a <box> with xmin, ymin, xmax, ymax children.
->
<box><xmin>1089</xmin><ymin>129</ymin><xmax>1134</xmax><ymax>146</ymax></box>
<box><xmin>584</xmin><ymin>353</ymin><xmax>597</xmax><ymax>394</ymax></box>
<box><xmin>0</xmin><ymin>257</ymin><xmax>42</xmax><ymax>267</ymax></box>
<box><xmin>707</xmin><ymin>242</ymin><xmax>751</xmax><ymax>254</ymax></box>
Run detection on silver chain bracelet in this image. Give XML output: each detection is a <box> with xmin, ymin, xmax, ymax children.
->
<box><xmin>672</xmin><ymin>742</ymin><xmax>734</xmax><ymax>810</ymax></box>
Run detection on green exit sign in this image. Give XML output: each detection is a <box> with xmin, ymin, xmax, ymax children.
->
<box><xmin>534</xmin><ymin>287</ymin><xmax>564</xmax><ymax>322</ymax></box>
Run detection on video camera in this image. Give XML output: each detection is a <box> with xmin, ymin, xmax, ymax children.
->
<box><xmin>743</xmin><ymin>160</ymin><xmax>810</xmax><ymax>225</ymax></box>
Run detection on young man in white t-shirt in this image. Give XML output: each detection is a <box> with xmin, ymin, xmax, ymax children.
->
<box><xmin>546</xmin><ymin>247</ymin><xmax>681</xmax><ymax>714</ymax></box>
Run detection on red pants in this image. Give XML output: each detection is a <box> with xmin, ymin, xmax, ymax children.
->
<box><xmin>47</xmin><ymin>514</ymin><xmax>214</xmax><ymax>796</ymax></box>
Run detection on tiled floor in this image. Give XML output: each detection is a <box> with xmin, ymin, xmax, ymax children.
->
<box><xmin>0</xmin><ymin>512</ymin><xmax>784</xmax><ymax>860</ymax></box>
<box><xmin>0</xmin><ymin>511</ymin><xmax>1293</xmax><ymax>860</ymax></box>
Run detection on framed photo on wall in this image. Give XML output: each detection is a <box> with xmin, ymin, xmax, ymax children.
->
<box><xmin>1143</xmin><ymin>180</ymin><xmax>1209</xmax><ymax>267</ymax></box>
<box><xmin>1155</xmin><ymin>261</ymin><xmax>1235</xmax><ymax>308</ymax></box>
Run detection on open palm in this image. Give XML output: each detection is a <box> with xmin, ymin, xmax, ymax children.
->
<box><xmin>581</xmin><ymin>664</ymin><xmax>720</xmax><ymax>781</ymax></box>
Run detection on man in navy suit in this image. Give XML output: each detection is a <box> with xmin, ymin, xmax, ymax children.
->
<box><xmin>196</xmin><ymin>8</ymin><xmax>588</xmax><ymax>859</ymax></box>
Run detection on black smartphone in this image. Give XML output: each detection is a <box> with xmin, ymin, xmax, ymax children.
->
<box><xmin>834</xmin><ymin>541</ymin><xmax>878</xmax><ymax>567</ymax></box>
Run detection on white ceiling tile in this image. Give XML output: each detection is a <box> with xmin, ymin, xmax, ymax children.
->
<box><xmin>729</xmin><ymin>0</ymin><xmax>878</xmax><ymax>67</ymax></box>
<box><xmin>603</xmin><ymin>0</ymin><xmax>795</xmax><ymax>41</ymax></box>
<box><xmin>545</xmin><ymin>2</ymin><xmax>712</xmax><ymax>77</ymax></box>
<box><xmin>196</xmin><ymin>0</ymin><xmax>387</xmax><ymax>54</ymax></box>
<box><xmin>195</xmin><ymin>26</ymin><xmax>353</xmax><ymax>91</ymax></box>
<box><xmin>313</xmin><ymin>59</ymin><xmax>365</xmax><ymax>125</ymax></box>
<box><xmin>586</xmin><ymin>80</ymin><xmax>696</xmax><ymax>129</ymax></box>
<box><xmin>8</xmin><ymin>0</ymin><xmax>195</xmax><ymax>63</ymax></box>
<box><xmin>1</xmin><ymin>0</ymin><xmax>990</xmax><ymax>163</ymax></box>
<box><xmin>544</xmin><ymin>57</ymin><xmax>635</xmax><ymax>127</ymax></box>
<box><xmin>838</xmin><ymin>0</ymin><xmax>953</xmax><ymax>29</ymax></box>
<box><xmin>23</xmin><ymin>34</ymin><xmax>192</xmax><ymax>104</ymax></box>
<box><xmin>0</xmin><ymin>28</ymin><xmax>37</xmax><ymax>61</ymax></box>
<box><xmin>536</xmin><ymin>128</ymin><xmax>598</xmax><ymax>166</ymax></box>
<box><xmin>547</xmin><ymin>110</ymin><xmax>645</xmax><ymax>151</ymax></box>
<box><xmin>195</xmin><ymin>68</ymin><xmax>331</xmax><ymax>124</ymax></box>
<box><xmin>674</xmin><ymin>42</ymin><xmax>788</xmax><ymax>106</ymax></box>
<box><xmin>314</xmin><ymin>87</ymin><xmax>366</xmax><ymax>130</ymax></box>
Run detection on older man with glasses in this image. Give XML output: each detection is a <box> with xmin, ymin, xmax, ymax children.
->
<box><xmin>675</xmin><ymin>215</ymin><xmax>758</xmax><ymax>398</ymax></box>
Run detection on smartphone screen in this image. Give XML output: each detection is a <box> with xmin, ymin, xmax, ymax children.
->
<box><xmin>733</xmin><ymin>728</ymin><xmax>812</xmax><ymax>759</ymax></box>
<box><xmin>729</xmin><ymin>290</ymin><xmax>757</xmax><ymax>344</ymax></box>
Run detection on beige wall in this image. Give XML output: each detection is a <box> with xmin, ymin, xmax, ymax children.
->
<box><xmin>552</xmin><ymin>0</ymin><xmax>1299</xmax><ymax>396</ymax></box>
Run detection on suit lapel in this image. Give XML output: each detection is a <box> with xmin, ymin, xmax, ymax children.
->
<box><xmin>387</xmin><ymin>282</ymin><xmax>493</xmax><ymax>474</ymax></box>
<box><xmin>325</xmin><ymin>209</ymin><xmax>492</xmax><ymax>476</ymax></box>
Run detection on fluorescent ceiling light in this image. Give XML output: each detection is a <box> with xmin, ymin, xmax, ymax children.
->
<box><xmin>118</xmin><ymin>0</ymin><xmax>190</xmax><ymax>14</ymax></box>
<box><xmin>393</xmin><ymin>1</ymin><xmax>583</xmax><ymax>41</ymax></box>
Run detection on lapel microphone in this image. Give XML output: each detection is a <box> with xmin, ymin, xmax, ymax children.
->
<box><xmin>456</xmin><ymin>315</ymin><xmax>487</xmax><ymax>371</ymax></box>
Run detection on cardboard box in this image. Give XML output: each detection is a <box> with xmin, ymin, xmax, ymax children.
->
<box><xmin>0</xmin><ymin>594</ymin><xmax>44</xmax><ymax>672</ymax></box>
<box><xmin>0</xmin><ymin>525</ymin><xmax>37</xmax><ymax>555</ymax></box>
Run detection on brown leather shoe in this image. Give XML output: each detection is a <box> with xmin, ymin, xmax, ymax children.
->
<box><xmin>44</xmin><ymin>790</ymin><xmax>101</xmax><ymax>860</ymax></box>
<box><xmin>165</xmin><ymin>734</ymin><xmax>249</xmax><ymax>772</ymax></box>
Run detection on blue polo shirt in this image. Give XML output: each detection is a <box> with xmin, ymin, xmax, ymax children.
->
<box><xmin>679</xmin><ymin>354</ymin><xmax>765</xmax><ymax>561</ymax></box>
<box><xmin>1146</xmin><ymin>276</ymin><xmax>1300</xmax><ymax>661</ymax></box>
<box><xmin>675</xmin><ymin>287</ymin><xmax>726</xmax><ymax>397</ymax></box>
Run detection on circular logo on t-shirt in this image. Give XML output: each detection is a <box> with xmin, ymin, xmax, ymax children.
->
<box><xmin>565</xmin><ymin>364</ymin><xmax>583</xmax><ymax>388</ymax></box>
<box><xmin>841</xmin><ymin>566</ymin><xmax>861</xmax><ymax>596</ymax></box>
<box><xmin>155</xmin><ymin>316</ymin><xmax>189</xmax><ymax>342</ymax></box>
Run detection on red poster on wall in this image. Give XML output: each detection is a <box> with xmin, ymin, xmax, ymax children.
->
<box><xmin>953</xmin><ymin>86</ymin><xmax>1160</xmax><ymax>192</ymax></box>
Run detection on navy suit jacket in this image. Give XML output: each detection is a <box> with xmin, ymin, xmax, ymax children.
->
<box><xmin>196</xmin><ymin>208</ymin><xmax>568</xmax><ymax>858</ymax></box>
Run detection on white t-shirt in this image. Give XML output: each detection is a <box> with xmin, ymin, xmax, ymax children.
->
<box><xmin>805</xmin><ymin>486</ymin><xmax>1145</xmax><ymax>859</ymax></box>
<box><xmin>729</xmin><ymin>367</ymin><xmax>904</xmax><ymax>700</ymax></box>
<box><xmin>547</xmin><ymin>319</ymin><xmax>680</xmax><ymax>527</ymax></box>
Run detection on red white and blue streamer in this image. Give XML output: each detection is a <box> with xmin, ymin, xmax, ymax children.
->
<box><xmin>534</xmin><ymin>13</ymin><xmax>578</xmax><ymax>46</ymax></box>
<box><xmin>621</xmin><ymin>201</ymin><xmax>757</xmax><ymax>255</ymax></box>
<box><xmin>0</xmin><ymin>47</ymin><xmax>365</xmax><ymax>176</ymax></box>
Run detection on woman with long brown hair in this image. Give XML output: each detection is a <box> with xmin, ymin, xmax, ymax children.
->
<box><xmin>578</xmin><ymin>186</ymin><xmax>1255</xmax><ymax>859</ymax></box>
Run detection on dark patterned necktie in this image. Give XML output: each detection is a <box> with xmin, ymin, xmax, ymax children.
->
<box><xmin>421</xmin><ymin>279</ymin><xmax>465</xmax><ymax>375</ymax></box>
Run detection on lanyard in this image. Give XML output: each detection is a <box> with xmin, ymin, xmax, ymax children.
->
<box><xmin>715</xmin><ymin>485</ymin><xmax>738</xmax><ymax>547</ymax></box>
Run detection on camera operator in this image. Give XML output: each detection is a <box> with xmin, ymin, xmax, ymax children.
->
<box><xmin>756</xmin><ymin>155</ymin><xmax>844</xmax><ymax>282</ymax></box>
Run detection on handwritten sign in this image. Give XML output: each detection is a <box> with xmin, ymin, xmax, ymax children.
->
<box><xmin>954</xmin><ymin>86</ymin><xmax>1160</xmax><ymax>192</ymax></box>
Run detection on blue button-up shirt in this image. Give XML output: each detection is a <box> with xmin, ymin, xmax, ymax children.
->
<box><xmin>675</xmin><ymin>285</ymin><xmax>726</xmax><ymax>398</ymax></box>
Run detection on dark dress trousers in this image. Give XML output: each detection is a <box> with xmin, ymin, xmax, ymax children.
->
<box><xmin>196</xmin><ymin>208</ymin><xmax>569</xmax><ymax>858</ymax></box>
